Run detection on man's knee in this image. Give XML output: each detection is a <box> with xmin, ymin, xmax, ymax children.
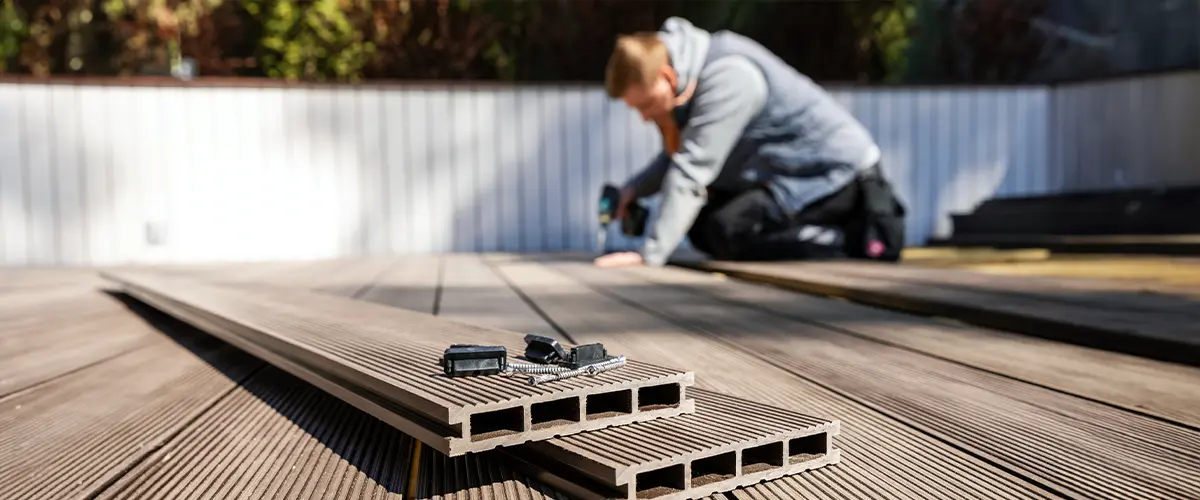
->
<box><xmin>686</xmin><ymin>215</ymin><xmax>718</xmax><ymax>257</ymax></box>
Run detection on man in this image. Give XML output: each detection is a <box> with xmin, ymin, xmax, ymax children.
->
<box><xmin>594</xmin><ymin>17</ymin><xmax>906</xmax><ymax>268</ymax></box>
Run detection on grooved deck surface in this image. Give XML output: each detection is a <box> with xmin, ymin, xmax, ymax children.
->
<box><xmin>102</xmin><ymin>269</ymin><xmax>695</xmax><ymax>456</ymax></box>
<box><xmin>678</xmin><ymin>258</ymin><xmax>1200</xmax><ymax>366</ymax></box>
<box><xmin>939</xmin><ymin>255</ymin><xmax>1200</xmax><ymax>285</ymax></box>
<box><xmin>96</xmin><ymin>365</ymin><xmax>568</xmax><ymax>500</ymax></box>
<box><xmin>0</xmin><ymin>288</ymin><xmax>155</xmax><ymax>398</ymax></box>
<box><xmin>6</xmin><ymin>254</ymin><xmax>1200</xmax><ymax>499</ymax></box>
<box><xmin>0</xmin><ymin>300</ymin><xmax>261</xmax><ymax>500</ymax></box>
<box><xmin>484</xmin><ymin>259</ymin><xmax>1057</xmax><ymax>499</ymax></box>
<box><xmin>572</xmin><ymin>259</ymin><xmax>1200</xmax><ymax>499</ymax></box>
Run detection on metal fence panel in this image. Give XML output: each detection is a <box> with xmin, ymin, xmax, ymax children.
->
<box><xmin>0</xmin><ymin>81</ymin><xmax>1064</xmax><ymax>266</ymax></box>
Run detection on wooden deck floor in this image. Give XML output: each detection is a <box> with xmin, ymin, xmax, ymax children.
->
<box><xmin>3</xmin><ymin>255</ymin><xmax>1199</xmax><ymax>499</ymax></box>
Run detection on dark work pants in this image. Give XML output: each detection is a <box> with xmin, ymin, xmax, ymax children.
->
<box><xmin>687</xmin><ymin>173</ymin><xmax>863</xmax><ymax>261</ymax></box>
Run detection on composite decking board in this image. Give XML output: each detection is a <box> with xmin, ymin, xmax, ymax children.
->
<box><xmin>102</xmin><ymin>270</ymin><xmax>695</xmax><ymax>456</ymax></box>
<box><xmin>0</xmin><ymin>268</ymin><xmax>108</xmax><ymax>291</ymax></box>
<box><xmin>619</xmin><ymin>262</ymin><xmax>1200</xmax><ymax>430</ymax></box>
<box><xmin>0</xmin><ymin>308</ymin><xmax>155</xmax><ymax>399</ymax></box>
<box><xmin>518</xmin><ymin>388</ymin><xmax>839</xmax><ymax>500</ymax></box>
<box><xmin>489</xmin><ymin>260</ymin><xmax>1053</xmax><ymax>499</ymax></box>
<box><xmin>205</xmin><ymin>260</ymin><xmax>394</xmax><ymax>296</ymax></box>
<box><xmin>931</xmin><ymin>233</ymin><xmax>1200</xmax><ymax>248</ymax></box>
<box><xmin>357</xmin><ymin>255</ymin><xmax>445</xmax><ymax>315</ymax></box>
<box><xmin>938</xmin><ymin>256</ymin><xmax>1200</xmax><ymax>291</ymax></box>
<box><xmin>183</xmin><ymin>260</ymin><xmax>843</xmax><ymax>499</ymax></box>
<box><xmin>111</xmin><ymin>266</ymin><xmax>837</xmax><ymax>500</ymax></box>
<box><xmin>0</xmin><ymin>316</ymin><xmax>262</xmax><ymax>500</ymax></box>
<box><xmin>690</xmin><ymin>259</ymin><xmax>1197</xmax><ymax>335</ymax></box>
<box><xmin>540</xmin><ymin>260</ymin><xmax>1200</xmax><ymax>499</ymax></box>
<box><xmin>808</xmin><ymin>261</ymin><xmax>1200</xmax><ymax>320</ymax></box>
<box><xmin>437</xmin><ymin>254</ymin><xmax>565</xmax><ymax>340</ymax></box>
<box><xmin>303</xmin><ymin>259</ymin><xmax>399</xmax><ymax>298</ymax></box>
<box><xmin>678</xmin><ymin>259</ymin><xmax>1200</xmax><ymax>367</ymax></box>
<box><xmin>93</xmin><ymin>365</ymin><xmax>570</xmax><ymax>500</ymax></box>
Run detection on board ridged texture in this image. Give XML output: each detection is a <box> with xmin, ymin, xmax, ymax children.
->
<box><xmin>0</xmin><ymin>312</ymin><xmax>261</xmax><ymax>500</ymax></box>
<box><xmin>414</xmin><ymin>445</ymin><xmax>571</xmax><ymax>500</ymax></box>
<box><xmin>487</xmin><ymin>258</ymin><xmax>1055</xmax><ymax>499</ymax></box>
<box><xmin>300</xmin><ymin>256</ymin><xmax>843</xmax><ymax>499</ymax></box>
<box><xmin>95</xmin><ymin>365</ymin><xmax>568</xmax><ymax>500</ymax></box>
<box><xmin>546</xmin><ymin>260</ymin><xmax>1200</xmax><ymax>500</ymax></box>
<box><xmin>100</xmin><ymin>269</ymin><xmax>695</xmax><ymax>455</ymax></box>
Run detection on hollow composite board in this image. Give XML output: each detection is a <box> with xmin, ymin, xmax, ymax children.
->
<box><xmin>100</xmin><ymin>270</ymin><xmax>696</xmax><ymax>456</ymax></box>
<box><xmin>522</xmin><ymin>387</ymin><xmax>840</xmax><ymax>500</ymax></box>
<box><xmin>675</xmin><ymin>258</ymin><xmax>1200</xmax><ymax>367</ymax></box>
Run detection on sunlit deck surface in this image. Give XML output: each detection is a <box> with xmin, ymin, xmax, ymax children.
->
<box><xmin>3</xmin><ymin>253</ymin><xmax>1198</xmax><ymax>499</ymax></box>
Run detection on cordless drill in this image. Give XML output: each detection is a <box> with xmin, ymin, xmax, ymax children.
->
<box><xmin>597</xmin><ymin>184</ymin><xmax>649</xmax><ymax>251</ymax></box>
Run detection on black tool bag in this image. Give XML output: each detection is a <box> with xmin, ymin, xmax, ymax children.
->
<box><xmin>844</xmin><ymin>164</ymin><xmax>907</xmax><ymax>262</ymax></box>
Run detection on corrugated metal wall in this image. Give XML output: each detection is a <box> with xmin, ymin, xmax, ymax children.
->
<box><xmin>1050</xmin><ymin>71</ymin><xmax>1200</xmax><ymax>192</ymax></box>
<box><xmin>2</xmin><ymin>82</ymin><xmax>1052</xmax><ymax>266</ymax></box>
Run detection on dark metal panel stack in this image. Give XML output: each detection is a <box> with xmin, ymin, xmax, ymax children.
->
<box><xmin>100</xmin><ymin>269</ymin><xmax>843</xmax><ymax>500</ymax></box>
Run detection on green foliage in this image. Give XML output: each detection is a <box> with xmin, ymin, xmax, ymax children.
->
<box><xmin>873</xmin><ymin>0</ymin><xmax>918</xmax><ymax>83</ymax></box>
<box><xmin>848</xmin><ymin>0</ymin><xmax>918</xmax><ymax>82</ymax></box>
<box><xmin>0</xmin><ymin>0</ymin><xmax>28</xmax><ymax>72</ymax></box>
<box><xmin>247</xmin><ymin>0</ymin><xmax>376</xmax><ymax>82</ymax></box>
<box><xmin>99</xmin><ymin>0</ymin><xmax>227</xmax><ymax>75</ymax></box>
<box><xmin>0</xmin><ymin>0</ymin><xmax>926</xmax><ymax>83</ymax></box>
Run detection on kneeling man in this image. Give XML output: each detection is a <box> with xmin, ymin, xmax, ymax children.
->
<box><xmin>595</xmin><ymin>17</ymin><xmax>906</xmax><ymax>268</ymax></box>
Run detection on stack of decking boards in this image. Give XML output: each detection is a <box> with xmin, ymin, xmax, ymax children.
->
<box><xmin>930</xmin><ymin>185</ymin><xmax>1200</xmax><ymax>254</ymax></box>
<box><xmin>99</xmin><ymin>269</ymin><xmax>842</xmax><ymax>500</ymax></box>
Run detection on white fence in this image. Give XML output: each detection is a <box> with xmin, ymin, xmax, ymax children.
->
<box><xmin>0</xmin><ymin>72</ymin><xmax>1191</xmax><ymax>267</ymax></box>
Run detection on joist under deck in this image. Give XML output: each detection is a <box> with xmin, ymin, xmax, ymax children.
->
<box><xmin>3</xmin><ymin>254</ymin><xmax>1199</xmax><ymax>499</ymax></box>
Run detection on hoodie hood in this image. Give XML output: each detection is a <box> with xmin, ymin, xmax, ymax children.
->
<box><xmin>657</xmin><ymin>17</ymin><xmax>712</xmax><ymax>97</ymax></box>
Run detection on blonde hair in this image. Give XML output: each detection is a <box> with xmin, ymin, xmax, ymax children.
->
<box><xmin>604</xmin><ymin>33</ymin><xmax>669</xmax><ymax>98</ymax></box>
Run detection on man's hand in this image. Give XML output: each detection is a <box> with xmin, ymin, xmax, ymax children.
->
<box><xmin>613</xmin><ymin>185</ymin><xmax>637</xmax><ymax>221</ymax></box>
<box><xmin>593</xmin><ymin>251</ymin><xmax>644</xmax><ymax>268</ymax></box>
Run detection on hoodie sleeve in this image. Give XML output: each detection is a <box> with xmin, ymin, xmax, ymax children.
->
<box><xmin>640</xmin><ymin>56</ymin><xmax>768</xmax><ymax>267</ymax></box>
<box><xmin>622</xmin><ymin>152</ymin><xmax>670</xmax><ymax>198</ymax></box>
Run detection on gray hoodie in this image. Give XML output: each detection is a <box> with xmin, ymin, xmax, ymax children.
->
<box><xmin>624</xmin><ymin>17</ymin><xmax>880</xmax><ymax>267</ymax></box>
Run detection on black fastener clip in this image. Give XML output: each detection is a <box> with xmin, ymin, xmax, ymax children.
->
<box><xmin>442</xmin><ymin>344</ymin><xmax>507</xmax><ymax>377</ymax></box>
<box><xmin>523</xmin><ymin>334</ymin><xmax>568</xmax><ymax>364</ymax></box>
